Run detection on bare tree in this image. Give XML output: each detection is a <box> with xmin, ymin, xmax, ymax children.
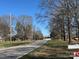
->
<box><xmin>38</xmin><ymin>0</ymin><xmax>79</xmax><ymax>44</ymax></box>
<box><xmin>16</xmin><ymin>15</ymin><xmax>32</xmax><ymax>40</ymax></box>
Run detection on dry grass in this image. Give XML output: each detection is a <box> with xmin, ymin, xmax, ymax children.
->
<box><xmin>0</xmin><ymin>40</ymin><xmax>33</xmax><ymax>48</ymax></box>
<box><xmin>20</xmin><ymin>40</ymin><xmax>73</xmax><ymax>59</ymax></box>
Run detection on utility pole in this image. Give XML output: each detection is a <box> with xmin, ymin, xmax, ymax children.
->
<box><xmin>10</xmin><ymin>13</ymin><xmax>12</xmax><ymax>41</ymax></box>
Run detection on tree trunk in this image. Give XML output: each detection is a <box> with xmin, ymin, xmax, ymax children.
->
<box><xmin>68</xmin><ymin>17</ymin><xmax>71</xmax><ymax>44</ymax></box>
<box><xmin>61</xmin><ymin>15</ymin><xmax>65</xmax><ymax>41</ymax></box>
<box><xmin>77</xmin><ymin>23</ymin><xmax>79</xmax><ymax>40</ymax></box>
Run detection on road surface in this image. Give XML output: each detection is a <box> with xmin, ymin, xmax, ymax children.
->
<box><xmin>0</xmin><ymin>39</ymin><xmax>49</xmax><ymax>59</ymax></box>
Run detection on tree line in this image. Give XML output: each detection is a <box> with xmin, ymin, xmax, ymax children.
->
<box><xmin>38</xmin><ymin>0</ymin><xmax>79</xmax><ymax>44</ymax></box>
<box><xmin>0</xmin><ymin>15</ymin><xmax>43</xmax><ymax>41</ymax></box>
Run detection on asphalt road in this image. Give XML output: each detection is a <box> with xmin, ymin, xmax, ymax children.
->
<box><xmin>0</xmin><ymin>39</ymin><xmax>49</xmax><ymax>59</ymax></box>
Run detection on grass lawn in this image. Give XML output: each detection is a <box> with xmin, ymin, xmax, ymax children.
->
<box><xmin>19</xmin><ymin>39</ymin><xmax>73</xmax><ymax>59</ymax></box>
<box><xmin>0</xmin><ymin>40</ymin><xmax>33</xmax><ymax>48</ymax></box>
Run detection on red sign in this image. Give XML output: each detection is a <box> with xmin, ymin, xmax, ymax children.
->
<box><xmin>74</xmin><ymin>51</ymin><xmax>79</xmax><ymax>57</ymax></box>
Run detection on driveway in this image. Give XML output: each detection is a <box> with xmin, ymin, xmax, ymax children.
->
<box><xmin>0</xmin><ymin>39</ymin><xmax>49</xmax><ymax>59</ymax></box>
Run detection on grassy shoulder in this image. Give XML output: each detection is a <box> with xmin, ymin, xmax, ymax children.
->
<box><xmin>19</xmin><ymin>39</ymin><xmax>73</xmax><ymax>59</ymax></box>
<box><xmin>0</xmin><ymin>40</ymin><xmax>33</xmax><ymax>48</ymax></box>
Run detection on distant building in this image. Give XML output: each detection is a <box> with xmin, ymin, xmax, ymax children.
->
<box><xmin>0</xmin><ymin>36</ymin><xmax>2</xmax><ymax>39</ymax></box>
<box><xmin>0</xmin><ymin>33</ymin><xmax>4</xmax><ymax>40</ymax></box>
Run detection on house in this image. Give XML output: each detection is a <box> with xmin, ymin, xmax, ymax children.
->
<box><xmin>0</xmin><ymin>36</ymin><xmax>2</xmax><ymax>39</ymax></box>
